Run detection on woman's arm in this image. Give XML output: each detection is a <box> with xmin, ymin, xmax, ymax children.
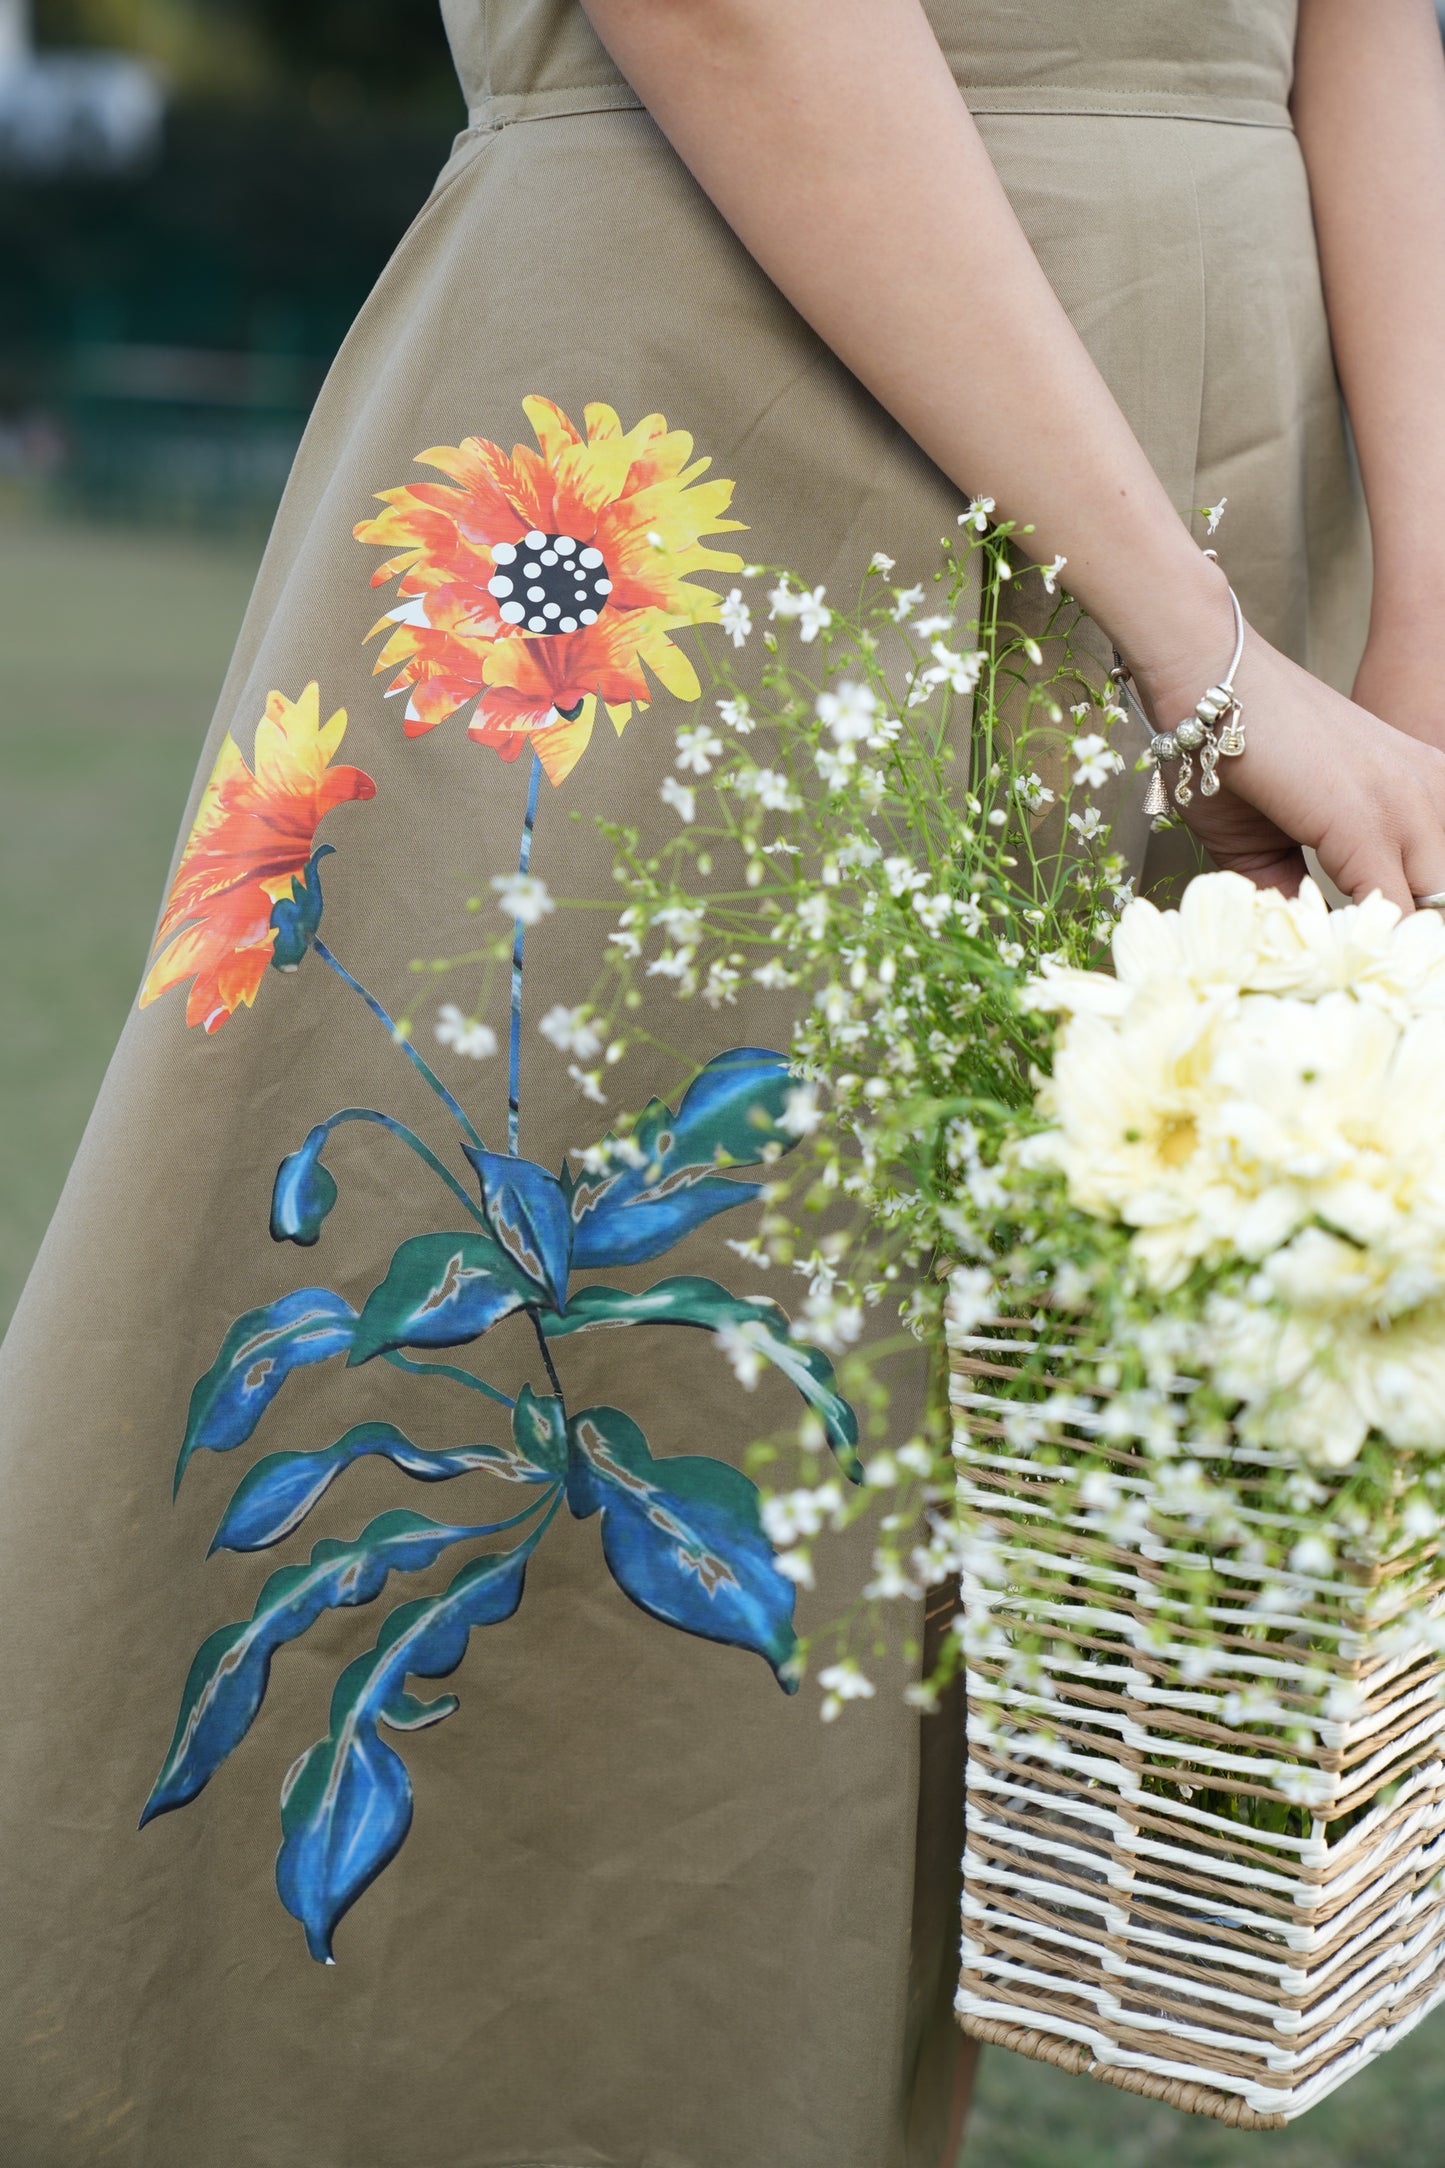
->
<box><xmin>1293</xmin><ymin>0</ymin><xmax>1445</xmax><ymax>744</ymax></box>
<box><xmin>581</xmin><ymin>0</ymin><xmax>1445</xmax><ymax>909</ymax></box>
<box><xmin>584</xmin><ymin>0</ymin><xmax>1217</xmax><ymax>673</ymax></box>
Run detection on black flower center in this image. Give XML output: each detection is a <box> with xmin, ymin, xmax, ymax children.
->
<box><xmin>487</xmin><ymin>530</ymin><xmax>613</xmax><ymax>637</ymax></box>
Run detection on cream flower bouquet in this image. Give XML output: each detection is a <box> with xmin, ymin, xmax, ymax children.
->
<box><xmin>941</xmin><ymin>873</ymin><xmax>1445</xmax><ymax>2127</ymax></box>
<box><xmin>1030</xmin><ymin>870</ymin><xmax>1445</xmax><ymax>1467</ymax></box>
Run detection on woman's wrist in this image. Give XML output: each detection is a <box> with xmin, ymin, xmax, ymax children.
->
<box><xmin>1107</xmin><ymin>550</ymin><xmax>1239</xmax><ymax>729</ymax></box>
<box><xmin>1365</xmin><ymin>565</ymin><xmax>1445</xmax><ymax>653</ymax></box>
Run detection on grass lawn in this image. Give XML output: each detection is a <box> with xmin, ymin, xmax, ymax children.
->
<box><xmin>3</xmin><ymin>510</ymin><xmax>1443</xmax><ymax>2165</ymax></box>
<box><xmin>0</xmin><ymin>507</ymin><xmax>261</xmax><ymax>1324</ymax></box>
<box><xmin>963</xmin><ymin>2028</ymin><xmax>1445</xmax><ymax>2165</ymax></box>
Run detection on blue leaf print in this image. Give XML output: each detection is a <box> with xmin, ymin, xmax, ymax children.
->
<box><xmin>348</xmin><ymin>1231</ymin><xmax>538</xmax><ymax>1364</ymax></box>
<box><xmin>569</xmin><ymin>1047</ymin><xmax>799</xmax><ymax>1270</ymax></box>
<box><xmin>178</xmin><ymin>1288</ymin><xmax>357</xmax><ymax>1491</ymax></box>
<box><xmin>275</xmin><ymin>1530</ymin><xmax>545</xmax><ymax>1961</ymax></box>
<box><xmin>463</xmin><ymin>1147</ymin><xmax>573</xmax><ymax>1308</ymax></box>
<box><xmin>566</xmin><ymin>1405</ymin><xmax>798</xmax><ymax>1688</ymax></box>
<box><xmin>210</xmin><ymin>1404</ymin><xmax>562</xmax><ymax>1555</ymax></box>
<box><xmin>142</xmin><ymin>1508</ymin><xmax>539</xmax><ymax>1824</ymax></box>
<box><xmin>544</xmin><ymin>1275</ymin><xmax>862</xmax><ymax>1480</ymax></box>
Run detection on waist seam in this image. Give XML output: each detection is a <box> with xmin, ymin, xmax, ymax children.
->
<box><xmin>467</xmin><ymin>82</ymin><xmax>1293</xmax><ymax>133</ymax></box>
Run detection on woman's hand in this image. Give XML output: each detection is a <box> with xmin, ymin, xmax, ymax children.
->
<box><xmin>1134</xmin><ymin>624</ymin><xmax>1445</xmax><ymax>910</ymax></box>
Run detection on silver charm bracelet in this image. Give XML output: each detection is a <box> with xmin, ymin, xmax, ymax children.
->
<box><xmin>1109</xmin><ymin>576</ymin><xmax>1248</xmax><ymax>830</ymax></box>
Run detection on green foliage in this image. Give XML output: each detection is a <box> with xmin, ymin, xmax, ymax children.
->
<box><xmin>35</xmin><ymin>0</ymin><xmax>459</xmax><ymax>114</ymax></box>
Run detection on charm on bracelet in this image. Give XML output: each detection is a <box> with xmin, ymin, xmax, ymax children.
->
<box><xmin>1112</xmin><ymin>581</ymin><xmax>1248</xmax><ymax>831</ymax></box>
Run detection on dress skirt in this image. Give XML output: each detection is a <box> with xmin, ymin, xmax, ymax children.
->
<box><xmin>0</xmin><ymin>3</ymin><xmax>1367</xmax><ymax>2164</ymax></box>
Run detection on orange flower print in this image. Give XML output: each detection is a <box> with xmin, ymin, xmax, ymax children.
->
<box><xmin>355</xmin><ymin>397</ymin><xmax>746</xmax><ymax>786</ymax></box>
<box><xmin>140</xmin><ymin>684</ymin><xmax>376</xmax><ymax>1033</ymax></box>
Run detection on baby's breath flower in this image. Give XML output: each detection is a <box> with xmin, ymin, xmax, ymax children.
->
<box><xmin>675</xmin><ymin>724</ymin><xmax>723</xmax><ymax>774</ymax></box>
<box><xmin>1069</xmin><ymin>733</ymin><xmax>1126</xmax><ymax>789</ymax></box>
<box><xmin>538</xmin><ymin>1003</ymin><xmax>602</xmax><ymax>1060</ymax></box>
<box><xmin>1013</xmin><ymin>770</ymin><xmax>1054</xmax><ymax>812</ymax></box>
<box><xmin>818</xmin><ymin>1660</ymin><xmax>876</xmax><ymax>1720</ymax></box>
<box><xmin>659</xmin><ymin>776</ymin><xmax>696</xmax><ymax>823</ymax></box>
<box><xmin>492</xmin><ymin>871</ymin><xmax>555</xmax><ymax>924</ymax></box>
<box><xmin>719</xmin><ymin>586</ymin><xmax>752</xmax><ymax>647</ymax></box>
<box><xmin>779</xmin><ymin>1081</ymin><xmax>825</xmax><ymax>1138</ymax></box>
<box><xmin>769</xmin><ymin>579</ymin><xmax>831</xmax><ymax>641</ymax></box>
<box><xmin>434</xmin><ymin>1004</ymin><xmax>497</xmax><ymax>1060</ymax></box>
<box><xmin>716</xmin><ymin>693</ymin><xmax>756</xmax><ymax>734</ymax></box>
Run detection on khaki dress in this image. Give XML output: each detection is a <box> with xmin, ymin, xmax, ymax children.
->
<box><xmin>0</xmin><ymin>5</ymin><xmax>1367</xmax><ymax>2165</ymax></box>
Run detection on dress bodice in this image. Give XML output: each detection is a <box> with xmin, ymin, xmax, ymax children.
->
<box><xmin>440</xmin><ymin>0</ymin><xmax>1299</xmax><ymax>131</ymax></box>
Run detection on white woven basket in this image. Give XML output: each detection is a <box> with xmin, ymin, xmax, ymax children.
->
<box><xmin>949</xmin><ymin>1312</ymin><xmax>1445</xmax><ymax>2128</ymax></box>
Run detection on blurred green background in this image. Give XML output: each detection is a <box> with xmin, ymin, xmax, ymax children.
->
<box><xmin>0</xmin><ymin>0</ymin><xmax>464</xmax><ymax>1317</ymax></box>
<box><xmin>2</xmin><ymin>5</ymin><xmax>1444</xmax><ymax>2162</ymax></box>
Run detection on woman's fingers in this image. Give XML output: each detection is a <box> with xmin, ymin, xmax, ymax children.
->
<box><xmin>1204</xmin><ymin>843</ymin><xmax>1308</xmax><ymax>896</ymax></box>
<box><xmin>1339</xmin><ymin>851</ymin><xmax>1415</xmax><ymax>912</ymax></box>
<box><xmin>1402</xmin><ymin>830</ymin><xmax>1445</xmax><ymax>912</ymax></box>
<box><xmin>1328</xmin><ymin>817</ymin><xmax>1445</xmax><ymax>912</ymax></box>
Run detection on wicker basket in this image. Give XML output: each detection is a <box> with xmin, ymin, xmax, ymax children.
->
<box><xmin>948</xmin><ymin>1312</ymin><xmax>1445</xmax><ymax>2128</ymax></box>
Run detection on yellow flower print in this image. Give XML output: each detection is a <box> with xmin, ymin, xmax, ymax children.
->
<box><xmin>355</xmin><ymin>397</ymin><xmax>746</xmax><ymax>784</ymax></box>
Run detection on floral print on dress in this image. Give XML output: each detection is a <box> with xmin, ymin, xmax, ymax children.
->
<box><xmin>139</xmin><ymin>683</ymin><xmax>375</xmax><ymax>1032</ymax></box>
<box><xmin>139</xmin><ymin>403</ymin><xmax>857</xmax><ymax>1964</ymax></box>
<box><xmin>355</xmin><ymin>396</ymin><xmax>746</xmax><ymax>784</ymax></box>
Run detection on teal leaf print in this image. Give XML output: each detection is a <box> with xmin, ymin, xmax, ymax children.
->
<box><xmin>275</xmin><ymin>1530</ymin><xmax>545</xmax><ymax>1961</ymax></box>
<box><xmin>566</xmin><ymin>1405</ymin><xmax>799</xmax><ymax>1687</ymax></box>
<box><xmin>464</xmin><ymin>1147</ymin><xmax>573</xmax><ymax>1307</ymax></box>
<box><xmin>348</xmin><ymin>1231</ymin><xmax>538</xmax><ymax>1364</ymax></box>
<box><xmin>544</xmin><ymin>1275</ymin><xmax>862</xmax><ymax>1480</ymax></box>
<box><xmin>142</xmin><ymin>1508</ymin><xmax>538</xmax><ymax>1825</ymax></box>
<box><xmin>177</xmin><ymin>1288</ymin><xmax>357</xmax><ymax>1491</ymax></box>
<box><xmin>210</xmin><ymin>1407</ymin><xmax>560</xmax><ymax>1556</ymax></box>
<box><xmin>568</xmin><ymin>1047</ymin><xmax>798</xmax><ymax>1270</ymax></box>
<box><xmin>510</xmin><ymin>1383</ymin><xmax>567</xmax><ymax>1479</ymax></box>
